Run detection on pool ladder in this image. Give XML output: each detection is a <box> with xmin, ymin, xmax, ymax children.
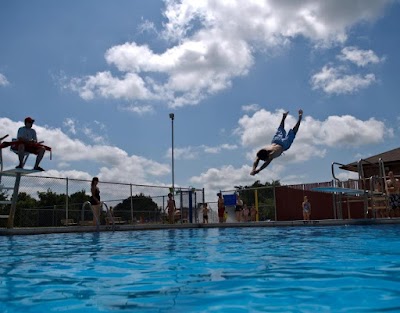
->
<box><xmin>81</xmin><ymin>201</ymin><xmax>115</xmax><ymax>231</ymax></box>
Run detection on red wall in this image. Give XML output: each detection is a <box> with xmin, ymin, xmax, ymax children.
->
<box><xmin>275</xmin><ymin>186</ymin><xmax>365</xmax><ymax>221</ymax></box>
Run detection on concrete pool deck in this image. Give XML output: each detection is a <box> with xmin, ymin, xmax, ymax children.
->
<box><xmin>1</xmin><ymin>218</ymin><xmax>400</xmax><ymax>236</ymax></box>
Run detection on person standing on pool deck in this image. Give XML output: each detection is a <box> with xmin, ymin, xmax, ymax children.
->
<box><xmin>251</xmin><ymin>109</ymin><xmax>303</xmax><ymax>175</ymax></box>
<box><xmin>202</xmin><ymin>203</ymin><xmax>209</xmax><ymax>224</ymax></box>
<box><xmin>167</xmin><ymin>193</ymin><xmax>176</xmax><ymax>224</ymax></box>
<box><xmin>302</xmin><ymin>196</ymin><xmax>311</xmax><ymax>221</ymax></box>
<box><xmin>90</xmin><ymin>177</ymin><xmax>101</xmax><ymax>226</ymax></box>
<box><xmin>386</xmin><ymin>171</ymin><xmax>400</xmax><ymax>217</ymax></box>
<box><xmin>235</xmin><ymin>194</ymin><xmax>243</xmax><ymax>222</ymax></box>
<box><xmin>217</xmin><ymin>193</ymin><xmax>225</xmax><ymax>223</ymax></box>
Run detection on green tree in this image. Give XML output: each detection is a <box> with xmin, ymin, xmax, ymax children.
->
<box><xmin>36</xmin><ymin>189</ymin><xmax>66</xmax><ymax>226</ymax></box>
<box><xmin>68</xmin><ymin>190</ymin><xmax>90</xmax><ymax>223</ymax></box>
<box><xmin>15</xmin><ymin>192</ymin><xmax>38</xmax><ymax>227</ymax></box>
<box><xmin>114</xmin><ymin>193</ymin><xmax>158</xmax><ymax>221</ymax></box>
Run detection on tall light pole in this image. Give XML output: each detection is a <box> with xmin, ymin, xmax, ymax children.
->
<box><xmin>169</xmin><ymin>113</ymin><xmax>175</xmax><ymax>195</ymax></box>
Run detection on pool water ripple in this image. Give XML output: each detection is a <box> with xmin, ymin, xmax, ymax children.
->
<box><xmin>1</xmin><ymin>225</ymin><xmax>400</xmax><ymax>312</ymax></box>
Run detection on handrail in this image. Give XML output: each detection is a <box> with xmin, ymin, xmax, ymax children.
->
<box><xmin>81</xmin><ymin>201</ymin><xmax>100</xmax><ymax>231</ymax></box>
<box><xmin>102</xmin><ymin>202</ymin><xmax>115</xmax><ymax>231</ymax></box>
<box><xmin>331</xmin><ymin>162</ymin><xmax>348</xmax><ymax>187</ymax></box>
<box><xmin>0</xmin><ymin>134</ymin><xmax>9</xmax><ymax>182</ymax></box>
<box><xmin>81</xmin><ymin>201</ymin><xmax>116</xmax><ymax>231</ymax></box>
<box><xmin>378</xmin><ymin>158</ymin><xmax>388</xmax><ymax>194</ymax></box>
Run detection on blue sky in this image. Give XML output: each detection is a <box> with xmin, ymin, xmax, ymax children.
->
<box><xmin>1</xmin><ymin>0</ymin><xmax>400</xmax><ymax>201</ymax></box>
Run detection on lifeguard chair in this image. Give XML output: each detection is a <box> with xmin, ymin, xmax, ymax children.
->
<box><xmin>0</xmin><ymin>134</ymin><xmax>52</xmax><ymax>228</ymax></box>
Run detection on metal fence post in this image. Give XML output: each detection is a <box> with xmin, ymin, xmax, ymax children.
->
<box><xmin>66</xmin><ymin>177</ymin><xmax>69</xmax><ymax>221</ymax></box>
<box><xmin>273</xmin><ymin>186</ymin><xmax>277</xmax><ymax>221</ymax></box>
<box><xmin>130</xmin><ymin>184</ymin><xmax>134</xmax><ymax>223</ymax></box>
<box><xmin>255</xmin><ymin>189</ymin><xmax>259</xmax><ymax>222</ymax></box>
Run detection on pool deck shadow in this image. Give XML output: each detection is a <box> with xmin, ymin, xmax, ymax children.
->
<box><xmin>1</xmin><ymin>218</ymin><xmax>400</xmax><ymax>236</ymax></box>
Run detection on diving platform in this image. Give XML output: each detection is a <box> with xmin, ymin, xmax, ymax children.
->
<box><xmin>1</xmin><ymin>167</ymin><xmax>44</xmax><ymax>176</ymax></box>
<box><xmin>0</xmin><ymin>133</ymin><xmax>52</xmax><ymax>228</ymax></box>
<box><xmin>0</xmin><ymin>168</ymin><xmax>42</xmax><ymax>228</ymax></box>
<box><xmin>311</xmin><ymin>158</ymin><xmax>391</xmax><ymax>219</ymax></box>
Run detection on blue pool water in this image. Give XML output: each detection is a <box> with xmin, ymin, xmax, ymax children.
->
<box><xmin>1</xmin><ymin>225</ymin><xmax>400</xmax><ymax>313</ymax></box>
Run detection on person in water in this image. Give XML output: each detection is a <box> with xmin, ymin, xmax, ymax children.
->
<box><xmin>251</xmin><ymin>109</ymin><xmax>303</xmax><ymax>175</ymax></box>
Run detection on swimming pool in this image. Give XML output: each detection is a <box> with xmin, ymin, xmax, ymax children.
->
<box><xmin>1</xmin><ymin>225</ymin><xmax>400</xmax><ymax>312</ymax></box>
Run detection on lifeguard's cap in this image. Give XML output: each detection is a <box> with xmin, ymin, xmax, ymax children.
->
<box><xmin>25</xmin><ymin>117</ymin><xmax>35</xmax><ymax>123</ymax></box>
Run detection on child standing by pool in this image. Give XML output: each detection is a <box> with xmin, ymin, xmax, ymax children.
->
<box><xmin>167</xmin><ymin>193</ymin><xmax>176</xmax><ymax>224</ymax></box>
<box><xmin>302</xmin><ymin>196</ymin><xmax>311</xmax><ymax>220</ymax></box>
<box><xmin>202</xmin><ymin>203</ymin><xmax>209</xmax><ymax>224</ymax></box>
<box><xmin>242</xmin><ymin>204</ymin><xmax>249</xmax><ymax>222</ymax></box>
<box><xmin>217</xmin><ymin>193</ymin><xmax>225</xmax><ymax>223</ymax></box>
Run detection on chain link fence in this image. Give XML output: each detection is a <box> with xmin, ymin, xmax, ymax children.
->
<box><xmin>220</xmin><ymin>186</ymin><xmax>277</xmax><ymax>222</ymax></box>
<box><xmin>0</xmin><ymin>174</ymin><xmax>204</xmax><ymax>228</ymax></box>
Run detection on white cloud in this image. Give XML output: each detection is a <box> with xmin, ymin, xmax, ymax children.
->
<box><xmin>189</xmin><ymin>163</ymin><xmax>284</xmax><ymax>201</ymax></box>
<box><xmin>138</xmin><ymin>19</ymin><xmax>159</xmax><ymax>35</ymax></box>
<box><xmin>167</xmin><ymin>146</ymin><xmax>198</xmax><ymax>160</ymax></box>
<box><xmin>69</xmin><ymin>71</ymin><xmax>152</xmax><ymax>101</ymax></box>
<box><xmin>242</xmin><ymin>103</ymin><xmax>260</xmax><ymax>112</ymax></box>
<box><xmin>335</xmin><ymin>171</ymin><xmax>359</xmax><ymax>181</ymax></box>
<box><xmin>68</xmin><ymin>0</ymin><xmax>391</xmax><ymax>107</ymax></box>
<box><xmin>0</xmin><ymin>73</ymin><xmax>9</xmax><ymax>86</ymax></box>
<box><xmin>311</xmin><ymin>46</ymin><xmax>384</xmax><ymax>95</ymax></box>
<box><xmin>338</xmin><ymin>46</ymin><xmax>385</xmax><ymax>67</ymax></box>
<box><xmin>311</xmin><ymin>65</ymin><xmax>376</xmax><ymax>94</ymax></box>
<box><xmin>166</xmin><ymin>143</ymin><xmax>238</xmax><ymax>160</ymax></box>
<box><xmin>237</xmin><ymin>109</ymin><xmax>392</xmax><ymax>151</ymax></box>
<box><xmin>119</xmin><ymin>104</ymin><xmax>155</xmax><ymax>115</ymax></box>
<box><xmin>82</xmin><ymin>127</ymin><xmax>106</xmax><ymax>144</ymax></box>
<box><xmin>203</xmin><ymin>143</ymin><xmax>238</xmax><ymax>154</ymax></box>
<box><xmin>63</xmin><ymin>118</ymin><xmax>77</xmax><ymax>135</ymax></box>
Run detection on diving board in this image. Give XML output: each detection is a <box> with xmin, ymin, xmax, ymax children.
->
<box><xmin>312</xmin><ymin>186</ymin><xmax>368</xmax><ymax>195</ymax></box>
<box><xmin>0</xmin><ymin>168</ymin><xmax>44</xmax><ymax>176</ymax></box>
<box><xmin>312</xmin><ymin>186</ymin><xmax>384</xmax><ymax>196</ymax></box>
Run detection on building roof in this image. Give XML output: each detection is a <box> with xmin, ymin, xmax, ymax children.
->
<box><xmin>341</xmin><ymin>147</ymin><xmax>400</xmax><ymax>172</ymax></box>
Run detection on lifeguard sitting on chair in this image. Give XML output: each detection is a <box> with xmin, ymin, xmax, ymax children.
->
<box><xmin>13</xmin><ymin>117</ymin><xmax>50</xmax><ymax>171</ymax></box>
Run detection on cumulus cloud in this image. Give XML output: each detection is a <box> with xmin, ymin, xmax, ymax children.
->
<box><xmin>338</xmin><ymin>46</ymin><xmax>385</xmax><ymax>67</ymax></box>
<box><xmin>0</xmin><ymin>73</ymin><xmax>9</xmax><ymax>86</ymax></box>
<box><xmin>311</xmin><ymin>65</ymin><xmax>376</xmax><ymax>94</ymax></box>
<box><xmin>311</xmin><ymin>46</ymin><xmax>384</xmax><ymax>94</ymax></box>
<box><xmin>69</xmin><ymin>71</ymin><xmax>152</xmax><ymax>101</ymax></box>
<box><xmin>242</xmin><ymin>103</ymin><xmax>260</xmax><ymax>112</ymax></box>
<box><xmin>119</xmin><ymin>104</ymin><xmax>155</xmax><ymax>115</ymax></box>
<box><xmin>63</xmin><ymin>118</ymin><xmax>77</xmax><ymax>135</ymax></box>
<box><xmin>166</xmin><ymin>143</ymin><xmax>238</xmax><ymax>160</ymax></box>
<box><xmin>237</xmin><ymin>109</ymin><xmax>392</xmax><ymax>150</ymax></box>
<box><xmin>0</xmin><ymin>117</ymin><xmax>170</xmax><ymax>185</ymax></box>
<box><xmin>190</xmin><ymin>164</ymin><xmax>282</xmax><ymax>199</ymax></box>
<box><xmin>67</xmin><ymin>0</ymin><xmax>391</xmax><ymax>107</ymax></box>
<box><xmin>203</xmin><ymin>143</ymin><xmax>238</xmax><ymax>154</ymax></box>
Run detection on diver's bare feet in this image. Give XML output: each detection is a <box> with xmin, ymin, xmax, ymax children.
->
<box><xmin>298</xmin><ymin>109</ymin><xmax>303</xmax><ymax>117</ymax></box>
<box><xmin>283</xmin><ymin>111</ymin><xmax>289</xmax><ymax>119</ymax></box>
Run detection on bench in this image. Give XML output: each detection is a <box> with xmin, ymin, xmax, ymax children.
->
<box><xmin>106</xmin><ymin>216</ymin><xmax>126</xmax><ymax>225</ymax></box>
<box><xmin>61</xmin><ymin>219</ymin><xmax>77</xmax><ymax>226</ymax></box>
